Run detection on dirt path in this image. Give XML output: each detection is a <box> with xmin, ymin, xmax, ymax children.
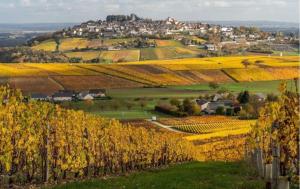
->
<box><xmin>146</xmin><ymin>119</ymin><xmax>188</xmax><ymax>134</ymax></box>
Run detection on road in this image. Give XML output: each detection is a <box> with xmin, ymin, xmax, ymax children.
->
<box><xmin>146</xmin><ymin>119</ymin><xmax>188</xmax><ymax>134</ymax></box>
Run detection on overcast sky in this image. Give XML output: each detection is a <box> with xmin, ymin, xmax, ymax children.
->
<box><xmin>0</xmin><ymin>0</ymin><xmax>299</xmax><ymax>23</ymax></box>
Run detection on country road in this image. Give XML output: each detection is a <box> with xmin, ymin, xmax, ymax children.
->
<box><xmin>146</xmin><ymin>119</ymin><xmax>188</xmax><ymax>134</ymax></box>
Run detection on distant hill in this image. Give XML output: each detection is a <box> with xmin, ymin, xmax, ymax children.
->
<box><xmin>0</xmin><ymin>23</ymin><xmax>77</xmax><ymax>47</ymax></box>
<box><xmin>0</xmin><ymin>23</ymin><xmax>77</xmax><ymax>33</ymax></box>
<box><xmin>203</xmin><ymin>20</ymin><xmax>299</xmax><ymax>34</ymax></box>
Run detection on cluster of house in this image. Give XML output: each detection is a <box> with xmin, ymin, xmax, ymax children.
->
<box><xmin>195</xmin><ymin>93</ymin><xmax>266</xmax><ymax>115</ymax></box>
<box><xmin>62</xmin><ymin>14</ymin><xmax>263</xmax><ymax>41</ymax></box>
<box><xmin>58</xmin><ymin>13</ymin><xmax>298</xmax><ymax>53</ymax></box>
<box><xmin>30</xmin><ymin>89</ymin><xmax>106</xmax><ymax>102</ymax></box>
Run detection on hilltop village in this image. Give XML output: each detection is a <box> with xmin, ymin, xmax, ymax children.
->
<box><xmin>60</xmin><ymin>13</ymin><xmax>297</xmax><ymax>50</ymax></box>
<box><xmin>0</xmin><ymin>14</ymin><xmax>297</xmax><ymax>64</ymax></box>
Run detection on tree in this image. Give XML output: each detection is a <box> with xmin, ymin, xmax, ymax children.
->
<box><xmin>249</xmin><ymin>82</ymin><xmax>299</xmax><ymax>179</ymax></box>
<box><xmin>216</xmin><ymin>106</ymin><xmax>225</xmax><ymax>115</ymax></box>
<box><xmin>53</xmin><ymin>35</ymin><xmax>61</xmax><ymax>52</ymax></box>
<box><xmin>266</xmin><ymin>93</ymin><xmax>278</xmax><ymax>102</ymax></box>
<box><xmin>0</xmin><ymin>86</ymin><xmax>197</xmax><ymax>186</ymax></box>
<box><xmin>139</xmin><ymin>100</ymin><xmax>147</xmax><ymax>110</ymax></box>
<box><xmin>125</xmin><ymin>101</ymin><xmax>134</xmax><ymax>110</ymax></box>
<box><xmin>170</xmin><ymin>98</ymin><xmax>181</xmax><ymax>108</ymax></box>
<box><xmin>209</xmin><ymin>82</ymin><xmax>219</xmax><ymax>90</ymax></box>
<box><xmin>111</xmin><ymin>101</ymin><xmax>120</xmax><ymax>110</ymax></box>
<box><xmin>237</xmin><ymin>91</ymin><xmax>250</xmax><ymax>104</ymax></box>
<box><xmin>238</xmin><ymin>109</ymin><xmax>248</xmax><ymax>119</ymax></box>
<box><xmin>241</xmin><ymin>59</ymin><xmax>251</xmax><ymax>68</ymax></box>
<box><xmin>183</xmin><ymin>98</ymin><xmax>192</xmax><ymax>112</ymax></box>
<box><xmin>189</xmin><ymin>103</ymin><xmax>201</xmax><ymax>115</ymax></box>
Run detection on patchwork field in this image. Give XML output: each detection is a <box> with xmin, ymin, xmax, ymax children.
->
<box><xmin>0</xmin><ymin>56</ymin><xmax>298</xmax><ymax>94</ymax></box>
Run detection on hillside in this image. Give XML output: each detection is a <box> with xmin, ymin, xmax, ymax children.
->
<box><xmin>31</xmin><ymin>38</ymin><xmax>205</xmax><ymax>62</ymax></box>
<box><xmin>0</xmin><ymin>56</ymin><xmax>298</xmax><ymax>95</ymax></box>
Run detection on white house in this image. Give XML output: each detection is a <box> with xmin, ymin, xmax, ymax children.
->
<box><xmin>52</xmin><ymin>91</ymin><xmax>73</xmax><ymax>102</ymax></box>
<box><xmin>196</xmin><ymin>99</ymin><xmax>210</xmax><ymax>111</ymax></box>
<box><xmin>78</xmin><ymin>91</ymin><xmax>94</xmax><ymax>101</ymax></box>
<box><xmin>89</xmin><ymin>89</ymin><xmax>106</xmax><ymax>98</ymax></box>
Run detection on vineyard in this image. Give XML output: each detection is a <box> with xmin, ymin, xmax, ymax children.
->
<box><xmin>158</xmin><ymin>116</ymin><xmax>255</xmax><ymax>140</ymax></box>
<box><xmin>122</xmin><ymin>118</ymin><xmax>252</xmax><ymax>162</ymax></box>
<box><xmin>195</xmin><ymin>135</ymin><xmax>248</xmax><ymax>161</ymax></box>
<box><xmin>0</xmin><ymin>56</ymin><xmax>298</xmax><ymax>94</ymax></box>
<box><xmin>0</xmin><ymin>87</ymin><xmax>197</xmax><ymax>187</ymax></box>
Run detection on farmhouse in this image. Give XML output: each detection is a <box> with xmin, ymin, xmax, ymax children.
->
<box><xmin>89</xmin><ymin>89</ymin><xmax>106</xmax><ymax>98</ymax></box>
<box><xmin>78</xmin><ymin>91</ymin><xmax>94</xmax><ymax>101</ymax></box>
<box><xmin>30</xmin><ymin>93</ymin><xmax>49</xmax><ymax>101</ymax></box>
<box><xmin>201</xmin><ymin>99</ymin><xmax>234</xmax><ymax>115</ymax></box>
<box><xmin>205</xmin><ymin>44</ymin><xmax>218</xmax><ymax>51</ymax></box>
<box><xmin>196</xmin><ymin>99</ymin><xmax>210</xmax><ymax>111</ymax></box>
<box><xmin>52</xmin><ymin>91</ymin><xmax>74</xmax><ymax>102</ymax></box>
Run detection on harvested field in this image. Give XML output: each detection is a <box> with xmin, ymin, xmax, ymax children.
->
<box><xmin>52</xmin><ymin>75</ymin><xmax>143</xmax><ymax>90</ymax></box>
<box><xmin>3</xmin><ymin>77</ymin><xmax>63</xmax><ymax>95</ymax></box>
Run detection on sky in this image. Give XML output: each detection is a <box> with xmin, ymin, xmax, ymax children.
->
<box><xmin>0</xmin><ymin>0</ymin><xmax>299</xmax><ymax>23</ymax></box>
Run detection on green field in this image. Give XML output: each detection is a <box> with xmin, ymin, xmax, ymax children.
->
<box><xmin>171</xmin><ymin>80</ymin><xmax>296</xmax><ymax>94</ymax></box>
<box><xmin>50</xmin><ymin>161</ymin><xmax>264</xmax><ymax>189</ymax></box>
<box><xmin>60</xmin><ymin>80</ymin><xmax>296</xmax><ymax>119</ymax></box>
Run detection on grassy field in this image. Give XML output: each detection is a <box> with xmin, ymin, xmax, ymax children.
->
<box><xmin>50</xmin><ymin>161</ymin><xmax>264</xmax><ymax>189</ymax></box>
<box><xmin>171</xmin><ymin>80</ymin><xmax>296</xmax><ymax>94</ymax></box>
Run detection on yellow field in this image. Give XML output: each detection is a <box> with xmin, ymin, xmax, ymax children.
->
<box><xmin>0</xmin><ymin>64</ymin><xmax>49</xmax><ymax>77</ymax></box>
<box><xmin>0</xmin><ymin>56</ymin><xmax>298</xmax><ymax>87</ymax></box>
<box><xmin>185</xmin><ymin>35</ymin><xmax>207</xmax><ymax>44</ymax></box>
<box><xmin>121</xmin><ymin>56</ymin><xmax>299</xmax><ymax>69</ymax></box>
<box><xmin>224</xmin><ymin>67</ymin><xmax>299</xmax><ymax>82</ymax></box>
<box><xmin>65</xmin><ymin>51</ymin><xmax>100</xmax><ymax>60</ymax></box>
<box><xmin>32</xmin><ymin>39</ymin><xmax>57</xmax><ymax>51</ymax></box>
<box><xmin>155</xmin><ymin>40</ymin><xmax>182</xmax><ymax>47</ymax></box>
<box><xmin>159</xmin><ymin>116</ymin><xmax>255</xmax><ymax>141</ymax></box>
<box><xmin>28</xmin><ymin>64</ymin><xmax>99</xmax><ymax>75</ymax></box>
<box><xmin>185</xmin><ymin>127</ymin><xmax>251</xmax><ymax>141</ymax></box>
<box><xmin>100</xmin><ymin>49</ymin><xmax>140</xmax><ymax>62</ymax></box>
<box><xmin>32</xmin><ymin>38</ymin><xmax>138</xmax><ymax>52</ymax></box>
<box><xmin>159</xmin><ymin>116</ymin><xmax>256</xmax><ymax>141</ymax></box>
